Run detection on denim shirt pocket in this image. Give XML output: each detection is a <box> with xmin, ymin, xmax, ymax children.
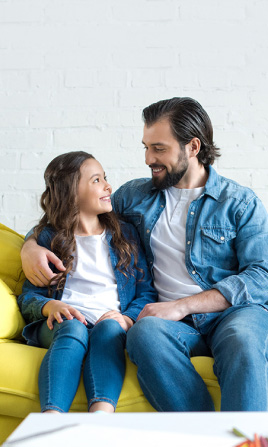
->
<box><xmin>201</xmin><ymin>226</ymin><xmax>238</xmax><ymax>271</ymax></box>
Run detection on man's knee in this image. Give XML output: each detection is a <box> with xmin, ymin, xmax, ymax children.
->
<box><xmin>126</xmin><ymin>317</ymin><xmax>163</xmax><ymax>359</ymax></box>
<box><xmin>128</xmin><ymin>317</ymin><xmax>159</xmax><ymax>342</ymax></box>
<box><xmin>213</xmin><ymin>306</ymin><xmax>268</xmax><ymax>362</ymax></box>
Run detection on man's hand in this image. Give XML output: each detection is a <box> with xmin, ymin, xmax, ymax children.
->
<box><xmin>42</xmin><ymin>300</ymin><xmax>87</xmax><ymax>330</ymax></box>
<box><xmin>137</xmin><ymin>300</ymin><xmax>188</xmax><ymax>321</ymax></box>
<box><xmin>96</xmin><ymin>311</ymin><xmax>134</xmax><ymax>332</ymax></box>
<box><xmin>21</xmin><ymin>237</ymin><xmax>65</xmax><ymax>287</ymax></box>
<box><xmin>137</xmin><ymin>289</ymin><xmax>231</xmax><ymax>321</ymax></box>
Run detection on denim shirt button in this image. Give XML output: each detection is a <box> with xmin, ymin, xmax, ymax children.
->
<box><xmin>220</xmin><ymin>236</ymin><xmax>225</xmax><ymax>241</ymax></box>
<box><xmin>192</xmin><ymin>270</ymin><xmax>196</xmax><ymax>275</ymax></box>
<box><xmin>187</xmin><ymin>241</ymin><xmax>191</xmax><ymax>245</ymax></box>
<box><xmin>190</xmin><ymin>211</ymin><xmax>195</xmax><ymax>215</ymax></box>
<box><xmin>146</xmin><ymin>229</ymin><xmax>150</xmax><ymax>234</ymax></box>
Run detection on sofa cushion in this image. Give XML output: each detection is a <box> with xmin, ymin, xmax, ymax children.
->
<box><xmin>0</xmin><ymin>223</ymin><xmax>25</xmax><ymax>295</ymax></box>
<box><xmin>0</xmin><ymin>343</ymin><xmax>155</xmax><ymax>419</ymax></box>
<box><xmin>0</xmin><ymin>340</ymin><xmax>220</xmax><ymax>420</ymax></box>
<box><xmin>0</xmin><ymin>279</ymin><xmax>25</xmax><ymax>341</ymax></box>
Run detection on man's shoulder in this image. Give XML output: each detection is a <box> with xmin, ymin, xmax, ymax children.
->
<box><xmin>208</xmin><ymin>167</ymin><xmax>257</xmax><ymax>205</ymax></box>
<box><xmin>112</xmin><ymin>177</ymin><xmax>162</xmax><ymax>217</ymax></box>
<box><xmin>218</xmin><ymin>173</ymin><xmax>257</xmax><ymax>204</ymax></box>
<box><xmin>113</xmin><ymin>177</ymin><xmax>156</xmax><ymax>204</ymax></box>
<box><xmin>117</xmin><ymin>177</ymin><xmax>153</xmax><ymax>193</ymax></box>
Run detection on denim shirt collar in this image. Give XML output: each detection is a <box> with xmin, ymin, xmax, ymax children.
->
<box><xmin>203</xmin><ymin>166</ymin><xmax>221</xmax><ymax>200</ymax></box>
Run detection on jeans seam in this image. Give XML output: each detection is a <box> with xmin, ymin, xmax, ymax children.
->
<box><xmin>46</xmin><ymin>341</ymin><xmax>53</xmax><ymax>410</ymax></box>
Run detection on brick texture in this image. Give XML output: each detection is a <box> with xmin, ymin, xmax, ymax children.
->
<box><xmin>0</xmin><ymin>0</ymin><xmax>267</xmax><ymax>233</ymax></box>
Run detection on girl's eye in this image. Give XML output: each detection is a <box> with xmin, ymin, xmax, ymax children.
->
<box><xmin>93</xmin><ymin>178</ymin><xmax>100</xmax><ymax>183</ymax></box>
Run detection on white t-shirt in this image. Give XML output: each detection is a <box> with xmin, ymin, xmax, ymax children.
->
<box><xmin>151</xmin><ymin>186</ymin><xmax>204</xmax><ymax>302</ymax></box>
<box><xmin>61</xmin><ymin>231</ymin><xmax>120</xmax><ymax>324</ymax></box>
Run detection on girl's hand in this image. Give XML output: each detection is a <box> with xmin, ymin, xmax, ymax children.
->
<box><xmin>96</xmin><ymin>311</ymin><xmax>134</xmax><ymax>332</ymax></box>
<box><xmin>42</xmin><ymin>300</ymin><xmax>87</xmax><ymax>330</ymax></box>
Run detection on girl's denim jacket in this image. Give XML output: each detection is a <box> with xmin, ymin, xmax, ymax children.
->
<box><xmin>18</xmin><ymin>221</ymin><xmax>157</xmax><ymax>346</ymax></box>
<box><xmin>112</xmin><ymin>166</ymin><xmax>268</xmax><ymax>308</ymax></box>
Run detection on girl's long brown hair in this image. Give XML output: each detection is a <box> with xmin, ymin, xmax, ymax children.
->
<box><xmin>34</xmin><ymin>151</ymin><xmax>142</xmax><ymax>294</ymax></box>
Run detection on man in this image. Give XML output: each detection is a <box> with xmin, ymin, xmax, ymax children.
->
<box><xmin>21</xmin><ymin>97</ymin><xmax>268</xmax><ymax>411</ymax></box>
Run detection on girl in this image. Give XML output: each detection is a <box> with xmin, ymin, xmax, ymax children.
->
<box><xmin>18</xmin><ymin>151</ymin><xmax>157</xmax><ymax>414</ymax></box>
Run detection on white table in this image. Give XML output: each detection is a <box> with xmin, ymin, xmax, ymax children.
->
<box><xmin>3</xmin><ymin>412</ymin><xmax>268</xmax><ymax>447</ymax></box>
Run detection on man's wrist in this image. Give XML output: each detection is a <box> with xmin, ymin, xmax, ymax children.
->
<box><xmin>175</xmin><ymin>297</ymin><xmax>192</xmax><ymax>318</ymax></box>
<box><xmin>123</xmin><ymin>315</ymin><xmax>134</xmax><ymax>330</ymax></box>
<box><xmin>21</xmin><ymin>235</ymin><xmax>37</xmax><ymax>253</ymax></box>
<box><xmin>175</xmin><ymin>289</ymin><xmax>230</xmax><ymax>316</ymax></box>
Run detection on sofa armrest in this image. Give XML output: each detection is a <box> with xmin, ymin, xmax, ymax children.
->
<box><xmin>0</xmin><ymin>279</ymin><xmax>25</xmax><ymax>341</ymax></box>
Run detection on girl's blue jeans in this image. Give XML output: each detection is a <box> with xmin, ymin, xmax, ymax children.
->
<box><xmin>126</xmin><ymin>304</ymin><xmax>268</xmax><ymax>411</ymax></box>
<box><xmin>37</xmin><ymin>318</ymin><xmax>126</xmax><ymax>413</ymax></box>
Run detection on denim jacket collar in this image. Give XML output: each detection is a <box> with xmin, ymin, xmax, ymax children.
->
<box><xmin>203</xmin><ymin>166</ymin><xmax>221</xmax><ymax>200</ymax></box>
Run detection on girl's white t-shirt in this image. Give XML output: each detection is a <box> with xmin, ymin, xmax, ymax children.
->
<box><xmin>61</xmin><ymin>231</ymin><xmax>120</xmax><ymax>324</ymax></box>
<box><xmin>151</xmin><ymin>186</ymin><xmax>204</xmax><ymax>302</ymax></box>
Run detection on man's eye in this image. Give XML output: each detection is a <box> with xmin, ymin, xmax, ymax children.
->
<box><xmin>104</xmin><ymin>176</ymin><xmax>107</xmax><ymax>181</ymax></box>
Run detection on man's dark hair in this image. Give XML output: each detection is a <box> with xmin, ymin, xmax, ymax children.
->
<box><xmin>142</xmin><ymin>97</ymin><xmax>221</xmax><ymax>167</ymax></box>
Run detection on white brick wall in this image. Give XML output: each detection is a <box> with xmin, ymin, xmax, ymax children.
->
<box><xmin>0</xmin><ymin>0</ymin><xmax>268</xmax><ymax>234</ymax></box>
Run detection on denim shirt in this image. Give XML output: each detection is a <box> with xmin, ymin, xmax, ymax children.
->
<box><xmin>112</xmin><ymin>166</ymin><xmax>268</xmax><ymax>307</ymax></box>
<box><xmin>18</xmin><ymin>222</ymin><xmax>157</xmax><ymax>345</ymax></box>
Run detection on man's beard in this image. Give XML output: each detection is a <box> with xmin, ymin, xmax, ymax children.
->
<box><xmin>152</xmin><ymin>157</ymin><xmax>189</xmax><ymax>190</ymax></box>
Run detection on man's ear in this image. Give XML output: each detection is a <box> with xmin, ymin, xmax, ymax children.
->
<box><xmin>188</xmin><ymin>138</ymin><xmax>201</xmax><ymax>157</ymax></box>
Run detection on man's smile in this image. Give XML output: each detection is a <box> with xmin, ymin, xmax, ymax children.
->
<box><xmin>150</xmin><ymin>165</ymin><xmax>166</xmax><ymax>176</ymax></box>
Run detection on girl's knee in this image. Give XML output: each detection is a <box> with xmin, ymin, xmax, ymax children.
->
<box><xmin>54</xmin><ymin>318</ymin><xmax>89</xmax><ymax>346</ymax></box>
<box><xmin>93</xmin><ymin>319</ymin><xmax>126</xmax><ymax>340</ymax></box>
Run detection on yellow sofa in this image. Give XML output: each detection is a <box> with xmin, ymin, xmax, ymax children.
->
<box><xmin>0</xmin><ymin>222</ymin><xmax>221</xmax><ymax>443</ymax></box>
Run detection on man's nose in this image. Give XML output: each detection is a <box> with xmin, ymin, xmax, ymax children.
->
<box><xmin>145</xmin><ymin>148</ymin><xmax>156</xmax><ymax>166</ymax></box>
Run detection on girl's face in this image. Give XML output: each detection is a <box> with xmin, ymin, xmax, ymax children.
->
<box><xmin>78</xmin><ymin>158</ymin><xmax>112</xmax><ymax>217</ymax></box>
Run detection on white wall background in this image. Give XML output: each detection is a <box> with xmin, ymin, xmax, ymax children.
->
<box><xmin>0</xmin><ymin>0</ymin><xmax>268</xmax><ymax>234</ymax></box>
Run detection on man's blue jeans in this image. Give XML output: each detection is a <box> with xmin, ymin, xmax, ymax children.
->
<box><xmin>37</xmin><ymin>318</ymin><xmax>126</xmax><ymax>412</ymax></box>
<box><xmin>126</xmin><ymin>304</ymin><xmax>268</xmax><ymax>411</ymax></box>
